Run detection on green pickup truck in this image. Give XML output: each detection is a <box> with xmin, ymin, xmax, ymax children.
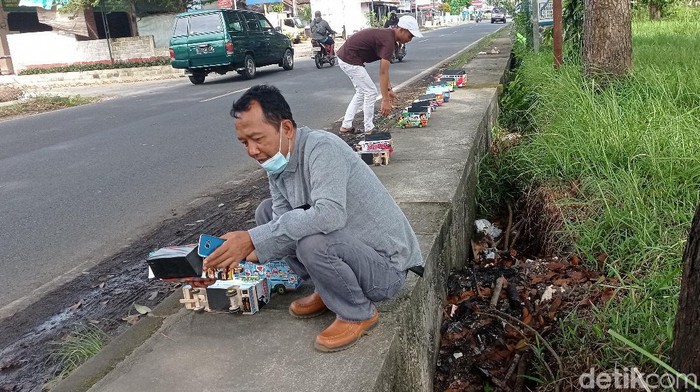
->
<box><xmin>169</xmin><ymin>9</ymin><xmax>294</xmax><ymax>85</ymax></box>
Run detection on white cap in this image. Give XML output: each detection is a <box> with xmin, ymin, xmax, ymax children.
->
<box><xmin>397</xmin><ymin>15</ymin><xmax>423</xmax><ymax>38</ymax></box>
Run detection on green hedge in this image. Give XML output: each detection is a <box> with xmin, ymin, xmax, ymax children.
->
<box><xmin>18</xmin><ymin>57</ymin><xmax>171</xmax><ymax>76</ymax></box>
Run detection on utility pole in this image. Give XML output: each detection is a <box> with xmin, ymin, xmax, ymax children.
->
<box><xmin>531</xmin><ymin>0</ymin><xmax>539</xmax><ymax>52</ymax></box>
<box><xmin>553</xmin><ymin>0</ymin><xmax>562</xmax><ymax>68</ymax></box>
<box><xmin>292</xmin><ymin>0</ymin><xmax>296</xmax><ymax>16</ymax></box>
<box><xmin>99</xmin><ymin>0</ymin><xmax>113</xmax><ymax>64</ymax></box>
<box><xmin>0</xmin><ymin>0</ymin><xmax>15</xmax><ymax>75</ymax></box>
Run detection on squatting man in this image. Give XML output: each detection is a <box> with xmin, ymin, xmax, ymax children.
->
<box><xmin>191</xmin><ymin>85</ymin><xmax>424</xmax><ymax>352</ymax></box>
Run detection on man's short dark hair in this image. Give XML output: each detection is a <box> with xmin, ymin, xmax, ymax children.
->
<box><xmin>230</xmin><ymin>85</ymin><xmax>296</xmax><ymax>129</ymax></box>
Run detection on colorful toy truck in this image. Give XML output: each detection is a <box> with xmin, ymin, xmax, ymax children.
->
<box><xmin>398</xmin><ymin>112</ymin><xmax>428</xmax><ymax>128</ymax></box>
<box><xmin>236</xmin><ymin>259</ymin><xmax>302</xmax><ymax>294</ymax></box>
<box><xmin>355</xmin><ymin>132</ymin><xmax>393</xmax><ymax>166</ymax></box>
<box><xmin>180</xmin><ymin>276</ymin><xmax>270</xmax><ymax>315</ymax></box>
<box><xmin>426</xmin><ymin>84</ymin><xmax>450</xmax><ymax>103</ymax></box>
<box><xmin>415</xmin><ymin>94</ymin><xmax>439</xmax><ymax>110</ymax></box>
<box><xmin>436</xmin><ymin>69</ymin><xmax>467</xmax><ymax>87</ymax></box>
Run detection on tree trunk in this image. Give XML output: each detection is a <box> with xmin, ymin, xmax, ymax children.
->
<box><xmin>648</xmin><ymin>2</ymin><xmax>662</xmax><ymax>20</ymax></box>
<box><xmin>128</xmin><ymin>2</ymin><xmax>139</xmax><ymax>37</ymax></box>
<box><xmin>672</xmin><ymin>203</ymin><xmax>700</xmax><ymax>388</ymax></box>
<box><xmin>583</xmin><ymin>0</ymin><xmax>632</xmax><ymax>78</ymax></box>
<box><xmin>83</xmin><ymin>6</ymin><xmax>99</xmax><ymax>39</ymax></box>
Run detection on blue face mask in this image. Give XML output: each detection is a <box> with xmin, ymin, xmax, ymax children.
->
<box><xmin>260</xmin><ymin>129</ymin><xmax>290</xmax><ymax>175</ymax></box>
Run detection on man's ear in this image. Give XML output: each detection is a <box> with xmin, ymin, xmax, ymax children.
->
<box><xmin>281</xmin><ymin>119</ymin><xmax>295</xmax><ymax>139</ymax></box>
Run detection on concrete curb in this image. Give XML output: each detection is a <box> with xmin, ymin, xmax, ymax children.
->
<box><xmin>50</xmin><ymin>294</ymin><xmax>183</xmax><ymax>392</ymax></box>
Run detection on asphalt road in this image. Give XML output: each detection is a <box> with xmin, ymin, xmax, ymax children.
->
<box><xmin>0</xmin><ymin>22</ymin><xmax>503</xmax><ymax>316</ymax></box>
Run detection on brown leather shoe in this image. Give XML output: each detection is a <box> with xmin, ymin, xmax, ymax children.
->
<box><xmin>289</xmin><ymin>292</ymin><xmax>328</xmax><ymax>319</ymax></box>
<box><xmin>314</xmin><ymin>309</ymin><xmax>379</xmax><ymax>352</ymax></box>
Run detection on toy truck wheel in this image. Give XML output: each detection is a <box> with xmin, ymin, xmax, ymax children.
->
<box><xmin>274</xmin><ymin>284</ymin><xmax>286</xmax><ymax>295</ymax></box>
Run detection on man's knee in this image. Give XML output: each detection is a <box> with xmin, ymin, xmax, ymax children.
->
<box><xmin>255</xmin><ymin>198</ymin><xmax>273</xmax><ymax>226</ymax></box>
<box><xmin>296</xmin><ymin>233</ymin><xmax>327</xmax><ymax>263</ymax></box>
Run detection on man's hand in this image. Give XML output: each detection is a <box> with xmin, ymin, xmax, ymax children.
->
<box><xmin>380</xmin><ymin>96</ymin><xmax>394</xmax><ymax>116</ymax></box>
<box><xmin>161</xmin><ymin>277</ymin><xmax>217</xmax><ymax>288</ymax></box>
<box><xmin>380</xmin><ymin>100</ymin><xmax>392</xmax><ymax>116</ymax></box>
<box><xmin>203</xmin><ymin>230</ymin><xmax>254</xmax><ymax>270</ymax></box>
<box><xmin>245</xmin><ymin>250</ymin><xmax>259</xmax><ymax>262</ymax></box>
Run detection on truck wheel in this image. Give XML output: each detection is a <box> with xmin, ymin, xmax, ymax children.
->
<box><xmin>282</xmin><ymin>48</ymin><xmax>294</xmax><ymax>70</ymax></box>
<box><xmin>188</xmin><ymin>72</ymin><xmax>205</xmax><ymax>85</ymax></box>
<box><xmin>274</xmin><ymin>284</ymin><xmax>286</xmax><ymax>295</ymax></box>
<box><xmin>243</xmin><ymin>54</ymin><xmax>256</xmax><ymax>79</ymax></box>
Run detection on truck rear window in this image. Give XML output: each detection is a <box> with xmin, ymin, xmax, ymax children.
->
<box><xmin>189</xmin><ymin>13</ymin><xmax>223</xmax><ymax>35</ymax></box>
<box><xmin>173</xmin><ymin>17</ymin><xmax>188</xmax><ymax>36</ymax></box>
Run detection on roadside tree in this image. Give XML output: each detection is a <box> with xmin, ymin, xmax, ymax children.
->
<box><xmin>672</xmin><ymin>203</ymin><xmax>700</xmax><ymax>388</ymax></box>
<box><xmin>583</xmin><ymin>0</ymin><xmax>632</xmax><ymax>79</ymax></box>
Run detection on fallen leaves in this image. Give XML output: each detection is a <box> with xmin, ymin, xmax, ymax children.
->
<box><xmin>435</xmin><ymin>219</ymin><xmax>619</xmax><ymax>391</ymax></box>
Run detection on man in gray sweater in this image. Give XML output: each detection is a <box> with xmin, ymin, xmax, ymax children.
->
<box><xmin>203</xmin><ymin>85</ymin><xmax>424</xmax><ymax>352</ymax></box>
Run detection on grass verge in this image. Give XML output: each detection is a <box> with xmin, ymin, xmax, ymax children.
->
<box><xmin>44</xmin><ymin>324</ymin><xmax>110</xmax><ymax>388</ymax></box>
<box><xmin>0</xmin><ymin>96</ymin><xmax>98</xmax><ymax>119</ymax></box>
<box><xmin>481</xmin><ymin>6</ymin><xmax>700</xmax><ymax>388</ymax></box>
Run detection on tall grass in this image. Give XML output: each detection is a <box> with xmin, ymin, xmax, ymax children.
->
<box><xmin>490</xmin><ymin>7</ymin><xmax>700</xmax><ymax>380</ymax></box>
<box><xmin>47</xmin><ymin>324</ymin><xmax>109</xmax><ymax>381</ymax></box>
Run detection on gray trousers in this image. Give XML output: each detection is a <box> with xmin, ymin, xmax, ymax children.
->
<box><xmin>255</xmin><ymin>198</ymin><xmax>406</xmax><ymax>321</ymax></box>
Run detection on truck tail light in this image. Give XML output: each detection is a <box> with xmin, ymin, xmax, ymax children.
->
<box><xmin>169</xmin><ymin>48</ymin><xmax>175</xmax><ymax>59</ymax></box>
<box><xmin>226</xmin><ymin>42</ymin><xmax>234</xmax><ymax>55</ymax></box>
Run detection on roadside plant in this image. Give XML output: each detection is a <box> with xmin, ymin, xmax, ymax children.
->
<box><xmin>47</xmin><ymin>324</ymin><xmax>109</xmax><ymax>380</ymax></box>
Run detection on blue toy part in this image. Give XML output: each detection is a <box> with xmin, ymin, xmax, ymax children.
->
<box><xmin>236</xmin><ymin>259</ymin><xmax>303</xmax><ymax>294</ymax></box>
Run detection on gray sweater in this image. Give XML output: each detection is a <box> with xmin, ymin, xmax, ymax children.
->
<box><xmin>248</xmin><ymin>127</ymin><xmax>423</xmax><ymax>272</ymax></box>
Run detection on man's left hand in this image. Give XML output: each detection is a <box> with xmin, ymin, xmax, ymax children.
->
<box><xmin>203</xmin><ymin>231</ymin><xmax>254</xmax><ymax>270</ymax></box>
<box><xmin>381</xmin><ymin>98</ymin><xmax>393</xmax><ymax>116</ymax></box>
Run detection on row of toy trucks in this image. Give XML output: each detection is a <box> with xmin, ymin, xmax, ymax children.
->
<box><xmin>145</xmin><ymin>245</ymin><xmax>302</xmax><ymax>315</ymax></box>
<box><xmin>397</xmin><ymin>69</ymin><xmax>467</xmax><ymax>129</ymax></box>
<box><xmin>182</xmin><ymin>259</ymin><xmax>303</xmax><ymax>315</ymax></box>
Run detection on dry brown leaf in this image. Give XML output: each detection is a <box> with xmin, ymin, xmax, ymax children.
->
<box><xmin>570</xmin><ymin>254</ymin><xmax>581</xmax><ymax>266</ymax></box>
<box><xmin>447</xmin><ymin>290</ymin><xmax>475</xmax><ymax>305</ymax></box>
<box><xmin>547</xmin><ymin>296</ymin><xmax>562</xmax><ymax>319</ymax></box>
<box><xmin>69</xmin><ymin>300</ymin><xmax>82</xmax><ymax>311</ymax></box>
<box><xmin>530</xmin><ymin>275</ymin><xmax>546</xmax><ymax>285</ymax></box>
<box><xmin>548</xmin><ymin>262</ymin><xmax>565</xmax><ymax>271</ymax></box>
<box><xmin>553</xmin><ymin>278</ymin><xmax>571</xmax><ymax>287</ymax></box>
<box><xmin>568</xmin><ymin>270</ymin><xmax>586</xmax><ymax>281</ymax></box>
<box><xmin>600</xmin><ymin>288</ymin><xmax>615</xmax><ymax>303</ymax></box>
<box><xmin>515</xmin><ymin>338</ymin><xmax>529</xmax><ymax>350</ymax></box>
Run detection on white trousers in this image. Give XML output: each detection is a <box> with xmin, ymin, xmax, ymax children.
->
<box><xmin>338</xmin><ymin>58</ymin><xmax>378</xmax><ymax>131</ymax></box>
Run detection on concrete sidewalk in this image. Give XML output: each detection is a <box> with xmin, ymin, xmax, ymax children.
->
<box><xmin>52</xmin><ymin>33</ymin><xmax>513</xmax><ymax>392</ymax></box>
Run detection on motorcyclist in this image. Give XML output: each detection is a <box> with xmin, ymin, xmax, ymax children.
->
<box><xmin>383</xmin><ymin>10</ymin><xmax>399</xmax><ymax>28</ymax></box>
<box><xmin>310</xmin><ymin>11</ymin><xmax>336</xmax><ymax>48</ymax></box>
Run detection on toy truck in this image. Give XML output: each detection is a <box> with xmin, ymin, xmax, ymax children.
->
<box><xmin>180</xmin><ymin>276</ymin><xmax>270</xmax><ymax>315</ymax></box>
<box><xmin>436</xmin><ymin>69</ymin><xmax>467</xmax><ymax>87</ymax></box>
<box><xmin>236</xmin><ymin>259</ymin><xmax>303</xmax><ymax>294</ymax></box>
<box><xmin>415</xmin><ymin>94</ymin><xmax>439</xmax><ymax>110</ymax></box>
<box><xmin>398</xmin><ymin>112</ymin><xmax>428</xmax><ymax>128</ymax></box>
<box><xmin>355</xmin><ymin>132</ymin><xmax>392</xmax><ymax>166</ymax></box>
<box><xmin>404</xmin><ymin>102</ymin><xmax>432</xmax><ymax>118</ymax></box>
<box><xmin>426</xmin><ymin>84</ymin><xmax>450</xmax><ymax>102</ymax></box>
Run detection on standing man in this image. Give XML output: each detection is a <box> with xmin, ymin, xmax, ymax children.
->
<box><xmin>336</xmin><ymin>15</ymin><xmax>422</xmax><ymax>135</ymax></box>
<box><xmin>203</xmin><ymin>85</ymin><xmax>424</xmax><ymax>353</ymax></box>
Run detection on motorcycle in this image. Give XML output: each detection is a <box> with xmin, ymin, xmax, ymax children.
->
<box><xmin>475</xmin><ymin>14</ymin><xmax>482</xmax><ymax>23</ymax></box>
<box><xmin>390</xmin><ymin>42</ymin><xmax>406</xmax><ymax>63</ymax></box>
<box><xmin>311</xmin><ymin>36</ymin><xmax>336</xmax><ymax>69</ymax></box>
